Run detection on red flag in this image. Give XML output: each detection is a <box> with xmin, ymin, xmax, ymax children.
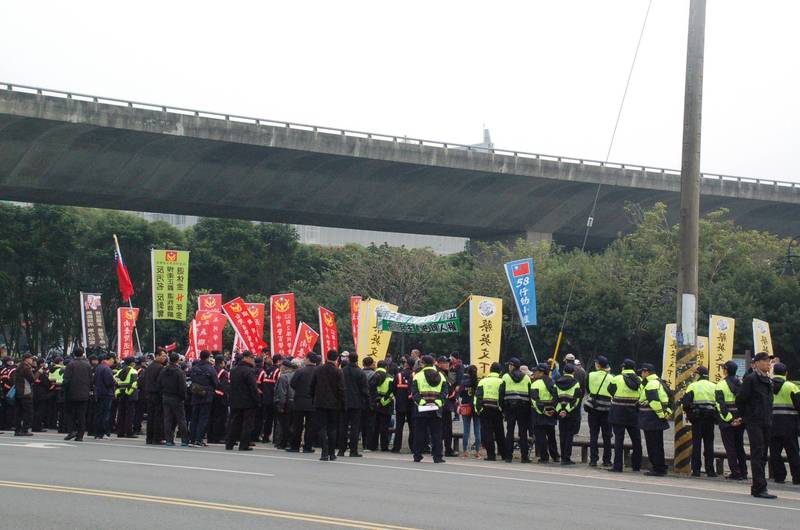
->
<box><xmin>164</xmin><ymin>342</ymin><xmax>177</xmax><ymax>352</ymax></box>
<box><xmin>270</xmin><ymin>293</ymin><xmax>296</xmax><ymax>357</ymax></box>
<box><xmin>185</xmin><ymin>321</ymin><xmax>198</xmax><ymax>362</ymax></box>
<box><xmin>195</xmin><ymin>310</ymin><xmax>226</xmax><ymax>352</ymax></box>
<box><xmin>114</xmin><ymin>236</ymin><xmax>134</xmax><ymax>303</ymax></box>
<box><xmin>350</xmin><ymin>296</ymin><xmax>361</xmax><ymax>348</ymax></box>
<box><xmin>318</xmin><ymin>306</ymin><xmax>339</xmax><ymax>354</ymax></box>
<box><xmin>223</xmin><ymin>297</ymin><xmax>266</xmax><ymax>354</ymax></box>
<box><xmin>291</xmin><ymin>322</ymin><xmax>319</xmax><ymax>359</ymax></box>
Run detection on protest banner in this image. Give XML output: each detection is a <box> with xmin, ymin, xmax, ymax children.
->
<box><xmin>376</xmin><ymin>308</ymin><xmax>460</xmax><ymax>334</ymax></box>
<box><xmin>116</xmin><ymin>307</ymin><xmax>140</xmax><ymax>358</ymax></box>
<box><xmin>350</xmin><ymin>296</ymin><xmax>361</xmax><ymax>348</ymax></box>
<box><xmin>356</xmin><ymin>299</ymin><xmax>398</xmax><ymax>363</ymax></box>
<box><xmin>270</xmin><ymin>293</ymin><xmax>296</xmax><ymax>357</ymax></box>
<box><xmin>151</xmin><ymin>250</ymin><xmax>190</xmax><ymax>321</ymax></box>
<box><xmin>752</xmin><ymin>318</ymin><xmax>773</xmax><ymax>356</ymax></box>
<box><xmin>80</xmin><ymin>292</ymin><xmax>108</xmax><ymax>350</ymax></box>
<box><xmin>247</xmin><ymin>302</ymin><xmax>266</xmax><ymax>354</ymax></box>
<box><xmin>291</xmin><ymin>322</ymin><xmax>320</xmax><ymax>359</ymax></box>
<box><xmin>469</xmin><ymin>295</ymin><xmax>502</xmax><ymax>378</ymax></box>
<box><xmin>661</xmin><ymin>323</ymin><xmax>678</xmax><ymax>388</ymax></box>
<box><xmin>195</xmin><ymin>309</ymin><xmax>226</xmax><ymax>352</ymax></box>
<box><xmin>318</xmin><ymin>306</ymin><xmax>339</xmax><ymax>354</ymax></box>
<box><xmin>185</xmin><ymin>320</ymin><xmax>198</xmax><ymax>362</ymax></box>
<box><xmin>709</xmin><ymin>315</ymin><xmax>735</xmax><ymax>382</ymax></box>
<box><xmin>198</xmin><ymin>294</ymin><xmax>222</xmax><ymax>312</ymax></box>
<box><xmin>222</xmin><ymin>297</ymin><xmax>266</xmax><ymax>353</ymax></box>
<box><xmin>504</xmin><ymin>258</ymin><xmax>537</xmax><ymax>326</ymax></box>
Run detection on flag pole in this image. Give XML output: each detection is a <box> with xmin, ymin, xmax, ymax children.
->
<box><xmin>523</xmin><ymin>326</ymin><xmax>539</xmax><ymax>365</ymax></box>
<box><xmin>150</xmin><ymin>249</ymin><xmax>157</xmax><ymax>353</ymax></box>
<box><xmin>114</xmin><ymin>234</ymin><xmax>143</xmax><ymax>356</ymax></box>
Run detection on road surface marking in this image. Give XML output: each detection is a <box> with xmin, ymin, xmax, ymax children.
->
<box><xmin>98</xmin><ymin>459</ymin><xmax>275</xmax><ymax>477</ymax></box>
<box><xmin>0</xmin><ymin>480</ymin><xmax>418</xmax><ymax>530</ymax></box>
<box><xmin>0</xmin><ymin>442</ymin><xmax>74</xmax><ymax>449</ymax></box>
<box><xmin>643</xmin><ymin>514</ymin><xmax>770</xmax><ymax>529</ymax></box>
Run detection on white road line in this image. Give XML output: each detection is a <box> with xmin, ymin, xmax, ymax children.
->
<box><xmin>98</xmin><ymin>459</ymin><xmax>275</xmax><ymax>477</ymax></box>
<box><xmin>643</xmin><ymin>514</ymin><xmax>770</xmax><ymax>530</ymax></box>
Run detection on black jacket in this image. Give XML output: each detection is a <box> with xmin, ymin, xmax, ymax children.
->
<box><xmin>736</xmin><ymin>370</ymin><xmax>773</xmax><ymax>427</ymax></box>
<box><xmin>63</xmin><ymin>358</ymin><xmax>93</xmax><ymax>402</ymax></box>
<box><xmin>189</xmin><ymin>359</ymin><xmax>219</xmax><ymax>405</ymax></box>
<box><xmin>229</xmin><ymin>363</ymin><xmax>260</xmax><ymax>410</ymax></box>
<box><xmin>394</xmin><ymin>369</ymin><xmax>414</xmax><ymax>413</ymax></box>
<box><xmin>157</xmin><ymin>364</ymin><xmax>186</xmax><ymax>401</ymax></box>
<box><xmin>310</xmin><ymin>362</ymin><xmax>346</xmax><ymax>410</ymax></box>
<box><xmin>290</xmin><ymin>365</ymin><xmax>317</xmax><ymax>411</ymax></box>
<box><xmin>342</xmin><ymin>364</ymin><xmax>369</xmax><ymax>410</ymax></box>
<box><xmin>144</xmin><ymin>361</ymin><xmax>164</xmax><ymax>396</ymax></box>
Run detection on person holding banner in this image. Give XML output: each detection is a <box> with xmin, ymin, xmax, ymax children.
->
<box><xmin>411</xmin><ymin>355</ymin><xmax>449</xmax><ymax>463</ymax></box>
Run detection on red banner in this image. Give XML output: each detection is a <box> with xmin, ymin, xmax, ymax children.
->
<box><xmin>116</xmin><ymin>307</ymin><xmax>139</xmax><ymax>358</ymax></box>
<box><xmin>185</xmin><ymin>320</ymin><xmax>198</xmax><ymax>362</ymax></box>
<box><xmin>223</xmin><ymin>297</ymin><xmax>266</xmax><ymax>353</ymax></box>
<box><xmin>350</xmin><ymin>296</ymin><xmax>361</xmax><ymax>348</ymax></box>
<box><xmin>291</xmin><ymin>322</ymin><xmax>319</xmax><ymax>359</ymax></box>
<box><xmin>198</xmin><ymin>293</ymin><xmax>223</xmax><ymax>312</ymax></box>
<box><xmin>318</xmin><ymin>306</ymin><xmax>339</xmax><ymax>354</ymax></box>
<box><xmin>195</xmin><ymin>309</ymin><xmax>226</xmax><ymax>352</ymax></box>
<box><xmin>247</xmin><ymin>302</ymin><xmax>266</xmax><ymax>355</ymax></box>
<box><xmin>270</xmin><ymin>293</ymin><xmax>296</xmax><ymax>357</ymax></box>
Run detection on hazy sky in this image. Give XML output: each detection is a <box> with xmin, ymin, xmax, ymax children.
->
<box><xmin>2</xmin><ymin>0</ymin><xmax>798</xmax><ymax>181</ymax></box>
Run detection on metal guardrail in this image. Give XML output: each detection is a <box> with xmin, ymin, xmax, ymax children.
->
<box><xmin>2</xmin><ymin>81</ymin><xmax>798</xmax><ymax>190</ymax></box>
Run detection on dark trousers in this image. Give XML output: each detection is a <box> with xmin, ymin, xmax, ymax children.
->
<box><xmin>643</xmin><ymin>429</ymin><xmax>667</xmax><ymax>474</ymax></box>
<box><xmin>146</xmin><ymin>393</ymin><xmax>163</xmax><ymax>444</ymax></box>
<box><xmin>226</xmin><ymin>407</ymin><xmax>255</xmax><ymax>450</ymax></box>
<box><xmin>480</xmin><ymin>409</ymin><xmax>505</xmax><ymax>459</ymax></box>
<box><xmin>190</xmin><ymin>402</ymin><xmax>211</xmax><ymax>443</ymax></box>
<box><xmin>533</xmin><ymin>425</ymin><xmax>559</xmax><ymax>461</ymax></box>
<box><xmin>116</xmin><ymin>396</ymin><xmax>135</xmax><ymax>436</ymax></box>
<box><xmin>94</xmin><ymin>396</ymin><xmax>113</xmax><ymax>437</ymax></box>
<box><xmin>133</xmin><ymin>398</ymin><xmax>145</xmax><ymax>433</ymax></box>
<box><xmin>558</xmin><ymin>416</ymin><xmax>580</xmax><ymax>462</ymax></box>
<box><xmin>1</xmin><ymin>398</ymin><xmax>16</xmax><ymax>430</ymax></box>
<box><xmin>64</xmin><ymin>400</ymin><xmax>88</xmax><ymax>438</ymax></box>
<box><xmin>612</xmin><ymin>423</ymin><xmax>642</xmax><ymax>471</ymax></box>
<box><xmin>720</xmin><ymin>426</ymin><xmax>747</xmax><ymax>478</ymax></box>
<box><xmin>208</xmin><ymin>395</ymin><xmax>228</xmax><ymax>443</ymax></box>
<box><xmin>442</xmin><ymin>408</ymin><xmax>454</xmax><ymax>454</ymax></box>
<box><xmin>32</xmin><ymin>399</ymin><xmax>47</xmax><ymax>431</ymax></box>
<box><xmin>746</xmin><ymin>424</ymin><xmax>770</xmax><ymax>495</ymax></box>
<box><xmin>691</xmin><ymin>418</ymin><xmax>715</xmax><ymax>474</ymax></box>
<box><xmin>588</xmin><ymin>410</ymin><xmax>612</xmax><ymax>465</ymax></box>
<box><xmin>163</xmin><ymin>398</ymin><xmax>189</xmax><ymax>444</ymax></box>
<box><xmin>392</xmin><ymin>410</ymin><xmax>411</xmax><ymax>451</ymax></box>
<box><xmin>362</xmin><ymin>410</ymin><xmax>376</xmax><ymax>450</ymax></box>
<box><xmin>316</xmin><ymin>408</ymin><xmax>339</xmax><ymax>457</ymax></box>
<box><xmin>262</xmin><ymin>403</ymin><xmax>275</xmax><ymax>441</ymax></box>
<box><xmin>769</xmin><ymin>431</ymin><xmax>800</xmax><ymax>484</ymax></box>
<box><xmin>86</xmin><ymin>399</ymin><xmax>95</xmax><ymax>436</ymax></box>
<box><xmin>504</xmin><ymin>406</ymin><xmax>530</xmax><ymax>461</ymax></box>
<box><xmin>413</xmin><ymin>415</ymin><xmax>443</xmax><ymax>460</ymax></box>
<box><xmin>338</xmin><ymin>408</ymin><xmax>362</xmax><ymax>454</ymax></box>
<box><xmin>374</xmin><ymin>412</ymin><xmax>391</xmax><ymax>451</ymax></box>
<box><xmin>251</xmin><ymin>405</ymin><xmax>264</xmax><ymax>441</ymax></box>
<box><xmin>15</xmin><ymin>398</ymin><xmax>33</xmax><ymax>433</ymax></box>
<box><xmin>275</xmin><ymin>410</ymin><xmax>292</xmax><ymax>448</ymax></box>
<box><xmin>291</xmin><ymin>410</ymin><xmax>315</xmax><ymax>451</ymax></box>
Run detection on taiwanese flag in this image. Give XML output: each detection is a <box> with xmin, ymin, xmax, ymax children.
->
<box><xmin>114</xmin><ymin>235</ymin><xmax>135</xmax><ymax>303</ymax></box>
<box><xmin>511</xmin><ymin>261</ymin><xmax>530</xmax><ymax>277</ymax></box>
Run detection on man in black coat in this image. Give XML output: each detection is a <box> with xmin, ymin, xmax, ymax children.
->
<box><xmin>391</xmin><ymin>356</ymin><xmax>415</xmax><ymax>453</ymax></box>
<box><xmin>144</xmin><ymin>349</ymin><xmax>166</xmax><ymax>444</ymax></box>
<box><xmin>188</xmin><ymin>350</ymin><xmax>219</xmax><ymax>446</ymax></box>
<box><xmin>338</xmin><ymin>352</ymin><xmax>368</xmax><ymax>457</ymax></box>
<box><xmin>226</xmin><ymin>351</ymin><xmax>260</xmax><ymax>451</ymax></box>
<box><xmin>288</xmin><ymin>354</ymin><xmax>318</xmax><ymax>453</ymax></box>
<box><xmin>158</xmin><ymin>352</ymin><xmax>189</xmax><ymax>446</ymax></box>
<box><xmin>736</xmin><ymin>352</ymin><xmax>776</xmax><ymax>499</ymax></box>
<box><xmin>62</xmin><ymin>347</ymin><xmax>93</xmax><ymax>441</ymax></box>
<box><xmin>310</xmin><ymin>350</ymin><xmax>346</xmax><ymax>461</ymax></box>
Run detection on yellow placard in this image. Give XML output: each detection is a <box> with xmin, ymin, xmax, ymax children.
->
<box><xmin>151</xmin><ymin>250</ymin><xmax>190</xmax><ymax>321</ymax></box>
<box><xmin>710</xmin><ymin>315</ymin><xmax>735</xmax><ymax>382</ymax></box>
<box><xmin>470</xmin><ymin>295</ymin><xmax>503</xmax><ymax>378</ymax></box>
<box><xmin>356</xmin><ymin>299</ymin><xmax>398</xmax><ymax>363</ymax></box>
<box><xmin>752</xmin><ymin>318</ymin><xmax>773</xmax><ymax>357</ymax></box>
<box><xmin>661</xmin><ymin>323</ymin><xmax>677</xmax><ymax>388</ymax></box>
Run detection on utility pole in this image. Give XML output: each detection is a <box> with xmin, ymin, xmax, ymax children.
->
<box><xmin>674</xmin><ymin>0</ymin><xmax>706</xmax><ymax>474</ymax></box>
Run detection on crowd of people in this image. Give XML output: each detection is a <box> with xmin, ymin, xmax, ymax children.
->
<box><xmin>1</xmin><ymin>347</ymin><xmax>798</xmax><ymax>499</ymax></box>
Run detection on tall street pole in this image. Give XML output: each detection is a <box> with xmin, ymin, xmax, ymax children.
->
<box><xmin>674</xmin><ymin>0</ymin><xmax>706</xmax><ymax>475</ymax></box>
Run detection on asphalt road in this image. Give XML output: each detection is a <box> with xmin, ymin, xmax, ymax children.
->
<box><xmin>1</xmin><ymin>430</ymin><xmax>799</xmax><ymax>530</ymax></box>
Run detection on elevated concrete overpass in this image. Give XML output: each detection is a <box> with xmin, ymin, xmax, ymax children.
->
<box><xmin>1</xmin><ymin>83</ymin><xmax>799</xmax><ymax>247</ymax></box>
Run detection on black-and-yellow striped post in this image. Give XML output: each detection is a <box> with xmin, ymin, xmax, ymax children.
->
<box><xmin>672</xmin><ymin>345</ymin><xmax>696</xmax><ymax>473</ymax></box>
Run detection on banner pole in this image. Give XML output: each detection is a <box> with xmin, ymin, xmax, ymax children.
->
<box><xmin>523</xmin><ymin>326</ymin><xmax>539</xmax><ymax>365</ymax></box>
<box><xmin>151</xmin><ymin>249</ymin><xmax>156</xmax><ymax>353</ymax></box>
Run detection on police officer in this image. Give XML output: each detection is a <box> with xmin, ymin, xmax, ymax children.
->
<box><xmin>607</xmin><ymin>359</ymin><xmax>642</xmax><ymax>473</ymax></box>
<box><xmin>475</xmin><ymin>362</ymin><xmax>505</xmax><ymax>461</ymax></box>
<box><xmin>584</xmin><ymin>356</ymin><xmax>613</xmax><ymax>467</ymax></box>
<box><xmin>390</xmin><ymin>356</ymin><xmax>414</xmax><ymax>453</ymax></box>
<box><xmin>638</xmin><ymin>363</ymin><xmax>671</xmax><ymax>476</ymax></box>
<box><xmin>531</xmin><ymin>362</ymin><xmax>560</xmax><ymax>463</ymax></box>
<box><xmin>555</xmin><ymin>363</ymin><xmax>583</xmax><ymax>465</ymax></box>
<box><xmin>371</xmin><ymin>360</ymin><xmax>395</xmax><ymax>451</ymax></box>
<box><xmin>48</xmin><ymin>356</ymin><xmax>66</xmax><ymax>432</ymax></box>
<box><xmin>682</xmin><ymin>365</ymin><xmax>717</xmax><ymax>477</ymax></box>
<box><xmin>715</xmin><ymin>360</ymin><xmax>747</xmax><ymax>480</ymax></box>
<box><xmin>499</xmin><ymin>358</ymin><xmax>532</xmax><ymax>463</ymax></box>
<box><xmin>411</xmin><ymin>355</ymin><xmax>448</xmax><ymax>463</ymax></box>
<box><xmin>769</xmin><ymin>363</ymin><xmax>800</xmax><ymax>485</ymax></box>
<box><xmin>114</xmin><ymin>357</ymin><xmax>139</xmax><ymax>438</ymax></box>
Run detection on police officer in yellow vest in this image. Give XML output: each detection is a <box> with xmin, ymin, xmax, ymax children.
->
<box><xmin>411</xmin><ymin>355</ymin><xmax>449</xmax><ymax>463</ymax></box>
<box><xmin>584</xmin><ymin>355</ymin><xmax>613</xmax><ymax>467</ymax></box>
<box><xmin>769</xmin><ymin>363</ymin><xmax>800</xmax><ymax>485</ymax></box>
<box><xmin>48</xmin><ymin>357</ymin><xmax>66</xmax><ymax>432</ymax></box>
<box><xmin>638</xmin><ymin>363</ymin><xmax>671</xmax><ymax>476</ymax></box>
<box><xmin>715</xmin><ymin>360</ymin><xmax>747</xmax><ymax>480</ymax></box>
<box><xmin>500</xmin><ymin>357</ymin><xmax>532</xmax><ymax>463</ymax></box>
<box><xmin>114</xmin><ymin>357</ymin><xmax>139</xmax><ymax>438</ymax></box>
<box><xmin>555</xmin><ymin>363</ymin><xmax>583</xmax><ymax>465</ymax></box>
<box><xmin>475</xmin><ymin>362</ymin><xmax>505</xmax><ymax>461</ymax></box>
<box><xmin>607</xmin><ymin>359</ymin><xmax>643</xmax><ymax>472</ymax></box>
<box><xmin>682</xmin><ymin>365</ymin><xmax>717</xmax><ymax>477</ymax></box>
<box><xmin>371</xmin><ymin>360</ymin><xmax>395</xmax><ymax>452</ymax></box>
<box><xmin>531</xmin><ymin>362</ymin><xmax>560</xmax><ymax>463</ymax></box>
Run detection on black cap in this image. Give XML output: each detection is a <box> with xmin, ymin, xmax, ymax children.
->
<box><xmin>508</xmin><ymin>357</ymin><xmax>521</xmax><ymax>368</ymax></box>
<box><xmin>490</xmin><ymin>362</ymin><xmax>503</xmax><ymax>373</ymax></box>
<box><xmin>722</xmin><ymin>360</ymin><xmax>738</xmax><ymax>375</ymax></box>
<box><xmin>272</xmin><ymin>354</ymin><xmax>282</xmax><ymax>364</ymax></box>
<box><xmin>596</xmin><ymin>355</ymin><xmax>609</xmax><ymax>368</ymax></box>
<box><xmin>622</xmin><ymin>359</ymin><xmax>636</xmax><ymax>370</ymax></box>
<box><xmin>695</xmin><ymin>365</ymin><xmax>709</xmax><ymax>376</ymax></box>
<box><xmin>640</xmin><ymin>363</ymin><xmax>655</xmax><ymax>372</ymax></box>
<box><xmin>123</xmin><ymin>357</ymin><xmax>135</xmax><ymax>365</ymax></box>
<box><xmin>534</xmin><ymin>362</ymin><xmax>550</xmax><ymax>373</ymax></box>
<box><xmin>563</xmin><ymin>363</ymin><xmax>575</xmax><ymax>374</ymax></box>
<box><xmin>242</xmin><ymin>351</ymin><xmax>254</xmax><ymax>358</ymax></box>
<box><xmin>421</xmin><ymin>355</ymin><xmax>434</xmax><ymax>366</ymax></box>
<box><xmin>753</xmin><ymin>352</ymin><xmax>770</xmax><ymax>363</ymax></box>
<box><xmin>281</xmin><ymin>359</ymin><xmax>293</xmax><ymax>368</ymax></box>
<box><xmin>437</xmin><ymin>355</ymin><xmax>449</xmax><ymax>363</ymax></box>
<box><xmin>773</xmin><ymin>363</ymin><xmax>787</xmax><ymax>376</ymax></box>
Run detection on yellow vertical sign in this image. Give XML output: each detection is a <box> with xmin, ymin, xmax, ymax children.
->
<box><xmin>697</xmin><ymin>336</ymin><xmax>709</xmax><ymax>370</ymax></box>
<box><xmin>151</xmin><ymin>250</ymin><xmax>190</xmax><ymax>321</ymax></box>
<box><xmin>470</xmin><ymin>295</ymin><xmax>503</xmax><ymax>378</ymax></box>
<box><xmin>710</xmin><ymin>315</ymin><xmax>735</xmax><ymax>382</ymax></box>
<box><xmin>356</xmin><ymin>299</ymin><xmax>398</xmax><ymax>364</ymax></box>
<box><xmin>752</xmin><ymin>318</ymin><xmax>773</xmax><ymax>356</ymax></box>
<box><xmin>661</xmin><ymin>323</ymin><xmax>678</xmax><ymax>388</ymax></box>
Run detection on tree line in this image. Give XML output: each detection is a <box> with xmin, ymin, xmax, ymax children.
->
<box><xmin>0</xmin><ymin>202</ymin><xmax>797</xmax><ymax>375</ymax></box>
